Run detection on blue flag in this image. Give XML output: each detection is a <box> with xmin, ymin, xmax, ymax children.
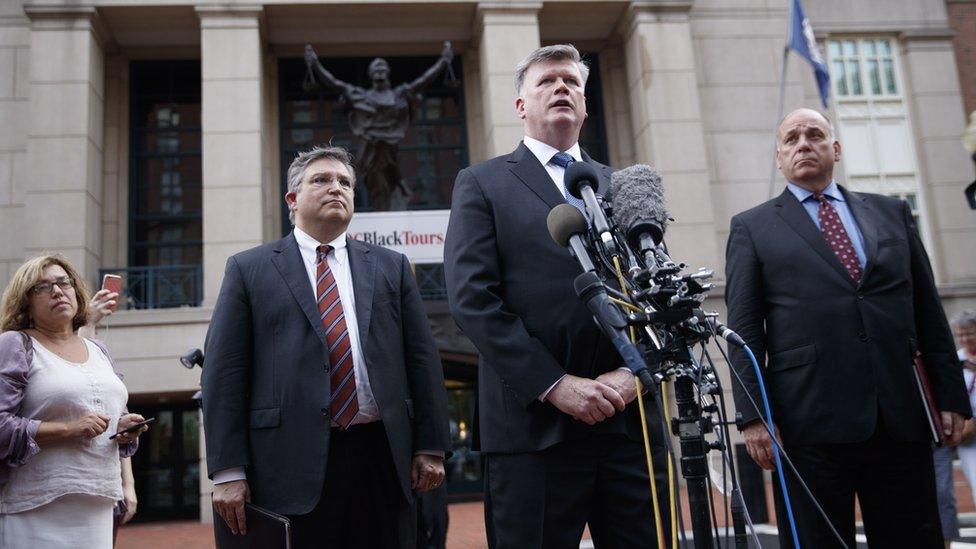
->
<box><xmin>788</xmin><ymin>0</ymin><xmax>830</xmax><ymax>107</ymax></box>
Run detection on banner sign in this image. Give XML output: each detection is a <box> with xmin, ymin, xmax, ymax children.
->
<box><xmin>347</xmin><ymin>209</ymin><xmax>450</xmax><ymax>264</ymax></box>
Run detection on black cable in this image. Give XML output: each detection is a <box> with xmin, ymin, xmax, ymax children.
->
<box><xmin>698</xmin><ymin>387</ymin><xmax>723</xmax><ymax>549</ymax></box>
<box><xmin>701</xmin><ymin>347</ymin><xmax>736</xmax><ymax>544</ymax></box>
<box><xmin>702</xmin><ymin>345</ymin><xmax>763</xmax><ymax>548</ymax></box>
<box><xmin>698</xmin><ymin>346</ymin><xmax>734</xmax><ymax>543</ymax></box>
<box><xmin>710</xmin><ymin>334</ymin><xmax>850</xmax><ymax>549</ymax></box>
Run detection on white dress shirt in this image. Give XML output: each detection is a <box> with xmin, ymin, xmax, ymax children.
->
<box><xmin>522</xmin><ymin>136</ymin><xmax>582</xmax><ymax>199</ymax></box>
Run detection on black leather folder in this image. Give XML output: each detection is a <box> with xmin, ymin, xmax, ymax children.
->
<box><xmin>213</xmin><ymin>503</ymin><xmax>292</xmax><ymax>549</ymax></box>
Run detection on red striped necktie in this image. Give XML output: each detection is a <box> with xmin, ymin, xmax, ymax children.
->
<box><xmin>316</xmin><ymin>245</ymin><xmax>359</xmax><ymax>428</ymax></box>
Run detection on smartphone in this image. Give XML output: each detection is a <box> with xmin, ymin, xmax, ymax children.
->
<box><xmin>109</xmin><ymin>417</ymin><xmax>156</xmax><ymax>440</ymax></box>
<box><xmin>102</xmin><ymin>274</ymin><xmax>123</xmax><ymax>295</ymax></box>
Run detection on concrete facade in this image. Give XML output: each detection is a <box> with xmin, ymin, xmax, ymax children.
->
<box><xmin>1</xmin><ymin>0</ymin><xmax>975</xmax><ymax>522</ymax></box>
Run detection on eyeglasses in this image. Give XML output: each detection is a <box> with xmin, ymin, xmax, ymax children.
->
<box><xmin>30</xmin><ymin>277</ymin><xmax>75</xmax><ymax>296</ymax></box>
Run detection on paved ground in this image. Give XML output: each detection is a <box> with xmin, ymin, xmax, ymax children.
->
<box><xmin>117</xmin><ymin>466</ymin><xmax>976</xmax><ymax>549</ymax></box>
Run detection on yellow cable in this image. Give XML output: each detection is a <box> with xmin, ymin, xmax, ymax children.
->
<box><xmin>662</xmin><ymin>381</ymin><xmax>678</xmax><ymax>549</ymax></box>
<box><xmin>610</xmin><ymin>254</ymin><xmax>669</xmax><ymax>547</ymax></box>
<box><xmin>636</xmin><ymin>376</ymin><xmax>667</xmax><ymax>549</ymax></box>
<box><xmin>609</xmin><ymin>296</ymin><xmax>642</xmax><ymax>313</ymax></box>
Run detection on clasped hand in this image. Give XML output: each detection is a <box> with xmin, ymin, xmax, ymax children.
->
<box><xmin>547</xmin><ymin>370</ymin><xmax>639</xmax><ymax>425</ymax></box>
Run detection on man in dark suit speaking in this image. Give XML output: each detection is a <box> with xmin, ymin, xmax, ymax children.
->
<box><xmin>202</xmin><ymin>146</ymin><xmax>450</xmax><ymax>548</ymax></box>
<box><xmin>726</xmin><ymin>108</ymin><xmax>970</xmax><ymax>547</ymax></box>
<box><xmin>444</xmin><ymin>44</ymin><xmax>666</xmax><ymax>548</ymax></box>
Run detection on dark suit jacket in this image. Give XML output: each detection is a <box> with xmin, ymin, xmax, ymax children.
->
<box><xmin>202</xmin><ymin>233</ymin><xmax>450</xmax><ymax>516</ymax></box>
<box><xmin>725</xmin><ymin>186</ymin><xmax>970</xmax><ymax>446</ymax></box>
<box><xmin>444</xmin><ymin>143</ymin><xmax>651</xmax><ymax>453</ymax></box>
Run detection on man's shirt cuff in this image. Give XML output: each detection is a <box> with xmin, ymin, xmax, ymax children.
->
<box><xmin>539</xmin><ymin>374</ymin><xmax>567</xmax><ymax>402</ymax></box>
<box><xmin>213</xmin><ymin>467</ymin><xmax>246</xmax><ymax>485</ymax></box>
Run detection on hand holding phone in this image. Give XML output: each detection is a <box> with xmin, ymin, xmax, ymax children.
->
<box><xmin>109</xmin><ymin>417</ymin><xmax>155</xmax><ymax>440</ymax></box>
<box><xmin>101</xmin><ymin>274</ymin><xmax>122</xmax><ymax>296</ymax></box>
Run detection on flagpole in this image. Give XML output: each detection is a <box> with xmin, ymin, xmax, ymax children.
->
<box><xmin>769</xmin><ymin>45</ymin><xmax>790</xmax><ymax>199</ymax></box>
<box><xmin>768</xmin><ymin>0</ymin><xmax>795</xmax><ymax>199</ymax></box>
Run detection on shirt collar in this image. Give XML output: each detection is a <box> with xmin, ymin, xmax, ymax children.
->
<box><xmin>787</xmin><ymin>180</ymin><xmax>844</xmax><ymax>204</ymax></box>
<box><xmin>523</xmin><ymin>136</ymin><xmax>582</xmax><ymax>167</ymax></box>
<box><xmin>294</xmin><ymin>226</ymin><xmax>348</xmax><ymax>263</ymax></box>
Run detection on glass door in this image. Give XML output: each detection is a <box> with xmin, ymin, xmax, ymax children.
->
<box><xmin>130</xmin><ymin>403</ymin><xmax>201</xmax><ymax>522</ymax></box>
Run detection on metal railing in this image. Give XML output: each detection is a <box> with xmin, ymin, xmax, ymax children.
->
<box><xmin>97</xmin><ymin>265</ymin><xmax>202</xmax><ymax>310</ymax></box>
<box><xmin>415</xmin><ymin>263</ymin><xmax>447</xmax><ymax>301</ymax></box>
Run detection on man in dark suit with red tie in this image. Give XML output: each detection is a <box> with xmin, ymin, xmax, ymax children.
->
<box><xmin>725</xmin><ymin>108</ymin><xmax>971</xmax><ymax>547</ymax></box>
<box><xmin>202</xmin><ymin>146</ymin><xmax>450</xmax><ymax>548</ymax></box>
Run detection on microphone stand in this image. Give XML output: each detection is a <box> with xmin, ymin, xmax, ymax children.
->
<box><xmin>645</xmin><ymin>338</ymin><xmax>714</xmax><ymax>549</ymax></box>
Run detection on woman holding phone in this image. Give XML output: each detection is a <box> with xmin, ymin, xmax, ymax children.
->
<box><xmin>0</xmin><ymin>254</ymin><xmax>148</xmax><ymax>548</ymax></box>
<box><xmin>84</xmin><ymin>282</ymin><xmax>141</xmax><ymax>544</ymax></box>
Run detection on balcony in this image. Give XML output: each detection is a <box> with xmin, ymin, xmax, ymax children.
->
<box><xmin>98</xmin><ymin>265</ymin><xmax>202</xmax><ymax>310</ymax></box>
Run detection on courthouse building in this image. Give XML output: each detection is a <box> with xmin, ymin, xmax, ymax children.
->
<box><xmin>0</xmin><ymin>0</ymin><xmax>974</xmax><ymax>523</ymax></box>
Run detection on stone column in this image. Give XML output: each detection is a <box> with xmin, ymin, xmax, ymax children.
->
<box><xmin>22</xmin><ymin>6</ymin><xmax>107</xmax><ymax>280</ymax></box>
<box><xmin>622</xmin><ymin>1</ymin><xmax>720</xmax><ymax>273</ymax></box>
<box><xmin>474</xmin><ymin>2</ymin><xmax>541</xmax><ymax>158</ymax></box>
<box><xmin>197</xmin><ymin>6</ymin><xmax>266</xmax><ymax>305</ymax></box>
<box><xmin>900</xmin><ymin>31</ymin><xmax>976</xmax><ymax>282</ymax></box>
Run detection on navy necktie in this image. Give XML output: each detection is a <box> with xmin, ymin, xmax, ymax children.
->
<box><xmin>550</xmin><ymin>152</ymin><xmax>586</xmax><ymax>215</ymax></box>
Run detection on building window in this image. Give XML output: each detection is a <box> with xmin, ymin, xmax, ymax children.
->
<box><xmin>825</xmin><ymin>37</ymin><xmax>931</xmax><ymax>248</ymax></box>
<box><xmin>828</xmin><ymin>38</ymin><xmax>899</xmax><ymax>98</ymax></box>
<box><xmin>414</xmin><ymin>263</ymin><xmax>447</xmax><ymax>301</ymax></box>
<box><xmin>125</xmin><ymin>61</ymin><xmax>202</xmax><ymax>308</ymax></box>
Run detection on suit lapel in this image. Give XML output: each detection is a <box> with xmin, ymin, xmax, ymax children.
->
<box><xmin>774</xmin><ymin>189</ymin><xmax>855</xmax><ymax>286</ymax></box>
<box><xmin>508</xmin><ymin>142</ymin><xmax>566</xmax><ymax>209</ymax></box>
<box><xmin>507</xmin><ymin>142</ymin><xmax>612</xmax><ymax>208</ymax></box>
<box><xmin>347</xmin><ymin>239</ymin><xmax>375</xmax><ymax>348</ymax></box>
<box><xmin>841</xmin><ymin>186</ymin><xmax>879</xmax><ymax>283</ymax></box>
<box><xmin>271</xmin><ymin>233</ymin><xmax>329</xmax><ymax>347</ymax></box>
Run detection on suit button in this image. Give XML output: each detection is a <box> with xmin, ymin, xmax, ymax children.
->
<box><xmin>856</xmin><ymin>293</ymin><xmax>864</xmax><ymax>300</ymax></box>
<box><xmin>859</xmin><ymin>333</ymin><xmax>869</xmax><ymax>342</ymax></box>
<box><xmin>324</xmin><ymin>363</ymin><xmax>330</xmax><ymax>373</ymax></box>
<box><xmin>321</xmin><ymin>408</ymin><xmax>330</xmax><ymax>418</ymax></box>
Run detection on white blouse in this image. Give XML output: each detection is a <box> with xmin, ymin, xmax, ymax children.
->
<box><xmin>0</xmin><ymin>338</ymin><xmax>128</xmax><ymax>513</ymax></box>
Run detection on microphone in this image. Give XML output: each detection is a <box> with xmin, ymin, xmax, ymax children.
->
<box><xmin>549</xmin><ymin>204</ymin><xmax>657</xmax><ymax>392</ymax></box>
<box><xmin>565</xmin><ymin>162</ymin><xmax>616</xmax><ymax>253</ymax></box>
<box><xmin>547</xmin><ymin>203</ymin><xmax>595</xmax><ymax>273</ymax></box>
<box><xmin>574</xmin><ymin>271</ymin><xmax>656</xmax><ymax>392</ymax></box>
<box><xmin>610</xmin><ymin>164</ymin><xmax>669</xmax><ymax>256</ymax></box>
<box><xmin>708</xmin><ymin>319</ymin><xmax>746</xmax><ymax>348</ymax></box>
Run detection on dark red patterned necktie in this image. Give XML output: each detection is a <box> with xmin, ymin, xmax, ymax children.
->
<box><xmin>316</xmin><ymin>245</ymin><xmax>359</xmax><ymax>428</ymax></box>
<box><xmin>814</xmin><ymin>193</ymin><xmax>862</xmax><ymax>284</ymax></box>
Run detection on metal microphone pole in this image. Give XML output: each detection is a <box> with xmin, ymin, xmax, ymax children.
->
<box><xmin>672</xmin><ymin>373</ymin><xmax>714</xmax><ymax>549</ymax></box>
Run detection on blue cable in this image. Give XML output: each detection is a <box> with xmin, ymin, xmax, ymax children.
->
<box><xmin>743</xmin><ymin>344</ymin><xmax>801</xmax><ymax>549</ymax></box>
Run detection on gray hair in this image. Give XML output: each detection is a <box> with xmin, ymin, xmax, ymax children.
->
<box><xmin>514</xmin><ymin>44</ymin><xmax>590</xmax><ymax>96</ymax></box>
<box><xmin>285</xmin><ymin>145</ymin><xmax>356</xmax><ymax>225</ymax></box>
<box><xmin>952</xmin><ymin>310</ymin><xmax>976</xmax><ymax>330</ymax></box>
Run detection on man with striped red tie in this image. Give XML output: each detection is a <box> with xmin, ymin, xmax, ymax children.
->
<box><xmin>202</xmin><ymin>146</ymin><xmax>450</xmax><ymax>548</ymax></box>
